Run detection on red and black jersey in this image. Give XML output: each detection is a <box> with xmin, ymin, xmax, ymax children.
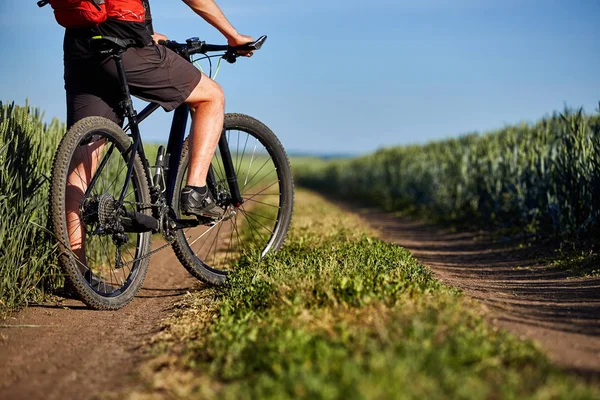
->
<box><xmin>63</xmin><ymin>0</ymin><xmax>154</xmax><ymax>60</ymax></box>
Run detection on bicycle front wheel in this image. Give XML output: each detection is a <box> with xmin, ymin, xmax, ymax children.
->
<box><xmin>171</xmin><ymin>113</ymin><xmax>294</xmax><ymax>285</ymax></box>
<box><xmin>49</xmin><ymin>117</ymin><xmax>152</xmax><ymax>310</ymax></box>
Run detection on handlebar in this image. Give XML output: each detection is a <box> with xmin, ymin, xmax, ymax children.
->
<box><xmin>158</xmin><ymin>35</ymin><xmax>267</xmax><ymax>64</ymax></box>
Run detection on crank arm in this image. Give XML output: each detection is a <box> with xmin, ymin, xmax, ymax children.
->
<box><xmin>170</xmin><ymin>218</ymin><xmax>202</xmax><ymax>230</ymax></box>
<box><xmin>121</xmin><ymin>211</ymin><xmax>159</xmax><ymax>233</ymax></box>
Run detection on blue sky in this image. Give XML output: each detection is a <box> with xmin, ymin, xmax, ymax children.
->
<box><xmin>1</xmin><ymin>1</ymin><xmax>599</xmax><ymax>155</ymax></box>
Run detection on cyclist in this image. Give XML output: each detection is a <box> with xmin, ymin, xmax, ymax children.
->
<box><xmin>64</xmin><ymin>0</ymin><xmax>253</xmax><ymax>264</ymax></box>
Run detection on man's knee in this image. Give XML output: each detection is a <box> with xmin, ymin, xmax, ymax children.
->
<box><xmin>185</xmin><ymin>74</ymin><xmax>225</xmax><ymax>109</ymax></box>
<box><xmin>207</xmin><ymin>80</ymin><xmax>225</xmax><ymax>109</ymax></box>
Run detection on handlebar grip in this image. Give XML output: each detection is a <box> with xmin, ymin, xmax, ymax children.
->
<box><xmin>250</xmin><ymin>35</ymin><xmax>267</xmax><ymax>50</ymax></box>
<box><xmin>157</xmin><ymin>40</ymin><xmax>180</xmax><ymax>47</ymax></box>
<box><xmin>236</xmin><ymin>35</ymin><xmax>267</xmax><ymax>51</ymax></box>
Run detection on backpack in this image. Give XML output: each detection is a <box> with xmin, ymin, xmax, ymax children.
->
<box><xmin>37</xmin><ymin>0</ymin><xmax>145</xmax><ymax>29</ymax></box>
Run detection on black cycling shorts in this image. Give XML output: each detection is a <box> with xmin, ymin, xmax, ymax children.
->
<box><xmin>64</xmin><ymin>44</ymin><xmax>201</xmax><ymax>128</ymax></box>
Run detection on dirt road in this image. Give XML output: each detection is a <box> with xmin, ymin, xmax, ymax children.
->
<box><xmin>343</xmin><ymin>203</ymin><xmax>600</xmax><ymax>377</ymax></box>
<box><xmin>0</xmin><ymin>240</ymin><xmax>201</xmax><ymax>400</ymax></box>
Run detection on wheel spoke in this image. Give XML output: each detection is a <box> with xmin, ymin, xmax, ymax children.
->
<box><xmin>242</xmin><ymin>198</ymin><xmax>281</xmax><ymax>209</ymax></box>
<box><xmin>211</xmin><ymin>221</ymin><xmax>225</xmax><ymax>265</ymax></box>
<box><xmin>240</xmin><ymin>206</ymin><xmax>275</xmax><ymax>236</ymax></box>
<box><xmin>241</xmin><ymin>209</ymin><xmax>279</xmax><ymax>222</ymax></box>
<box><xmin>105</xmin><ymin>157</ymin><xmax>128</xmax><ymax>195</ymax></box>
<box><xmin>204</xmin><ymin>224</ymin><xmax>221</xmax><ymax>263</ymax></box>
<box><xmin>242</xmin><ymin>158</ymin><xmax>273</xmax><ymax>190</ymax></box>
<box><xmin>224</xmin><ymin>219</ymin><xmax>236</xmax><ymax>267</ymax></box>
<box><xmin>231</xmin><ymin>213</ymin><xmax>245</xmax><ymax>255</ymax></box>
<box><xmin>243</xmin><ymin>181</ymin><xmax>280</xmax><ymax>202</ymax></box>
<box><xmin>243</xmin><ymin>140</ymin><xmax>259</xmax><ymax>187</ymax></box>
<box><xmin>243</xmin><ymin>213</ymin><xmax>267</xmax><ymax>247</ymax></box>
<box><xmin>237</xmin><ymin>131</ymin><xmax>250</xmax><ymax>174</ymax></box>
<box><xmin>241</xmin><ymin>168</ymin><xmax>278</xmax><ymax>194</ymax></box>
<box><xmin>187</xmin><ymin>221</ymin><xmax>222</xmax><ymax>247</ymax></box>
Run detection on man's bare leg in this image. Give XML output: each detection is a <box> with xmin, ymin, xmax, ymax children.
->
<box><xmin>183</xmin><ymin>72</ymin><xmax>226</xmax><ymax>187</ymax></box>
<box><xmin>65</xmin><ymin>140</ymin><xmax>104</xmax><ymax>269</ymax></box>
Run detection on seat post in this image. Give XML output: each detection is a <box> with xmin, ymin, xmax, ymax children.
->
<box><xmin>112</xmin><ymin>51</ymin><xmax>144</xmax><ymax>205</ymax></box>
<box><xmin>112</xmin><ymin>52</ymin><xmax>136</xmax><ymax>121</ymax></box>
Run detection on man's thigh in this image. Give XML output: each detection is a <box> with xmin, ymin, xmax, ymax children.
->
<box><xmin>67</xmin><ymin>91</ymin><xmax>122</xmax><ymax>128</ymax></box>
<box><xmin>65</xmin><ymin>59</ymin><xmax>122</xmax><ymax>128</ymax></box>
<box><xmin>102</xmin><ymin>44</ymin><xmax>202</xmax><ymax>112</ymax></box>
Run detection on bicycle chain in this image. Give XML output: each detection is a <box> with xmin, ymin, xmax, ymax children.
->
<box><xmin>119</xmin><ymin>241</ymin><xmax>172</xmax><ymax>268</ymax></box>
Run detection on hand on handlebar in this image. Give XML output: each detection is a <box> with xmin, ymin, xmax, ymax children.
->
<box><xmin>152</xmin><ymin>33</ymin><xmax>169</xmax><ymax>45</ymax></box>
<box><xmin>228</xmin><ymin>34</ymin><xmax>255</xmax><ymax>57</ymax></box>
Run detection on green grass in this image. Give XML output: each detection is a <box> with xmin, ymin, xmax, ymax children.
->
<box><xmin>548</xmin><ymin>243</ymin><xmax>600</xmax><ymax>277</ymax></box>
<box><xmin>125</xmin><ymin>190</ymin><xmax>600</xmax><ymax>399</ymax></box>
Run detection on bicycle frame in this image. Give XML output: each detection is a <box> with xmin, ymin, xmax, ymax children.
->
<box><xmin>93</xmin><ymin>50</ymin><xmax>243</xmax><ymax>223</ymax></box>
<box><xmin>129</xmin><ymin>102</ymin><xmax>187</xmax><ymax>206</ymax></box>
<box><xmin>127</xmin><ymin>101</ymin><xmax>244</xmax><ymax>211</ymax></box>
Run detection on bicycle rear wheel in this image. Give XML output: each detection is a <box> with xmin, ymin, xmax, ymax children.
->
<box><xmin>171</xmin><ymin>113</ymin><xmax>294</xmax><ymax>285</ymax></box>
<box><xmin>49</xmin><ymin>117</ymin><xmax>152</xmax><ymax>310</ymax></box>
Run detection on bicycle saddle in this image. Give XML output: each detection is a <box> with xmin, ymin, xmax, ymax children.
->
<box><xmin>90</xmin><ymin>36</ymin><xmax>143</xmax><ymax>55</ymax></box>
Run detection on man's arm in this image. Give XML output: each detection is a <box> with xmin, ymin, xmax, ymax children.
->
<box><xmin>182</xmin><ymin>0</ymin><xmax>253</xmax><ymax>47</ymax></box>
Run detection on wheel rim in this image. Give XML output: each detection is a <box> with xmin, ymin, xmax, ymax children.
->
<box><xmin>177</xmin><ymin>127</ymin><xmax>288</xmax><ymax>273</ymax></box>
<box><xmin>64</xmin><ymin>131</ymin><xmax>148</xmax><ymax>296</ymax></box>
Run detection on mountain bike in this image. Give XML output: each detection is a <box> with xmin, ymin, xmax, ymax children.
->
<box><xmin>48</xmin><ymin>35</ymin><xmax>294</xmax><ymax>310</ymax></box>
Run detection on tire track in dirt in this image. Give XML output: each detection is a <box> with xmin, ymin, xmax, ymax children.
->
<box><xmin>0</xmin><ymin>240</ymin><xmax>202</xmax><ymax>400</ymax></box>
<box><xmin>334</xmin><ymin>200</ymin><xmax>600</xmax><ymax>378</ymax></box>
